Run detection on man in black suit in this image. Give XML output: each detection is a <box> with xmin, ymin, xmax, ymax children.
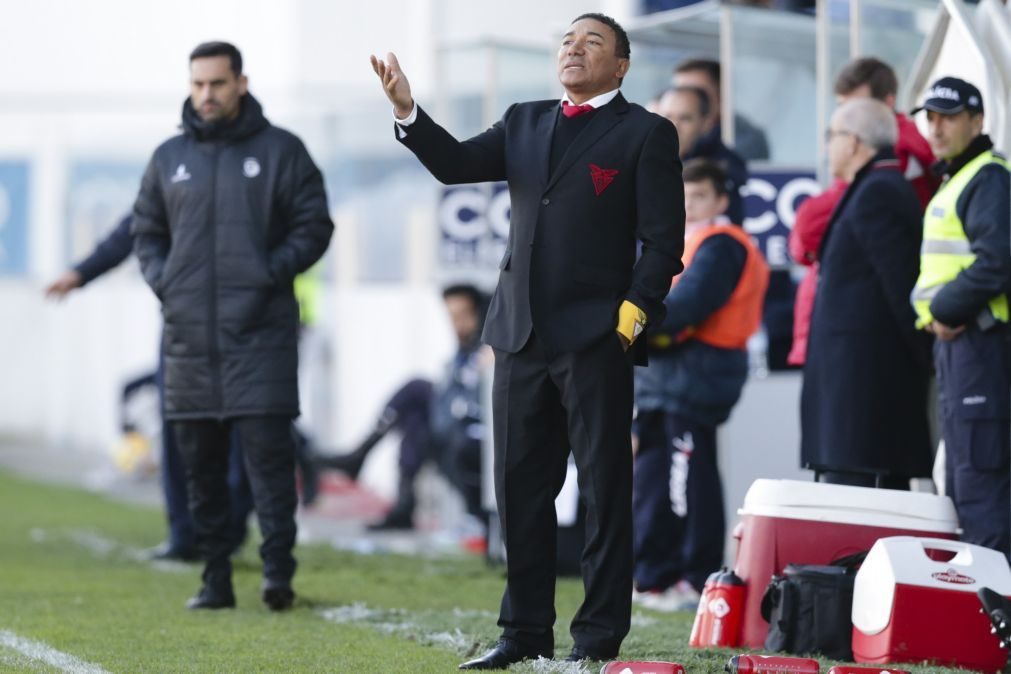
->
<box><xmin>372</xmin><ymin>13</ymin><xmax>684</xmax><ymax>668</ymax></box>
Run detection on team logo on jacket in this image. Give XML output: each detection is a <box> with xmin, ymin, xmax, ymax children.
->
<box><xmin>589</xmin><ymin>163</ymin><xmax>619</xmax><ymax>196</ymax></box>
<box><xmin>931</xmin><ymin>568</ymin><xmax>976</xmax><ymax>585</ymax></box>
<box><xmin>170</xmin><ymin>164</ymin><xmax>191</xmax><ymax>183</ymax></box>
<box><xmin>243</xmin><ymin>157</ymin><xmax>261</xmax><ymax>178</ymax></box>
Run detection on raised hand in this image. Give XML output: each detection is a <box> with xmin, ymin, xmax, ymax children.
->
<box><xmin>370</xmin><ymin>52</ymin><xmax>414</xmax><ymax>120</ymax></box>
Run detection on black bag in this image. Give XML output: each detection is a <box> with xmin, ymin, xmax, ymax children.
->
<box><xmin>760</xmin><ymin>551</ymin><xmax>867</xmax><ymax>660</ymax></box>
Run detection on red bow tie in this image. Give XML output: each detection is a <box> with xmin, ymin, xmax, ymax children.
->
<box><xmin>561</xmin><ymin>101</ymin><xmax>594</xmax><ymax>118</ymax></box>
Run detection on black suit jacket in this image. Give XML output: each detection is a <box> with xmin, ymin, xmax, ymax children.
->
<box><xmin>399</xmin><ymin>93</ymin><xmax>685</xmax><ymax>358</ymax></box>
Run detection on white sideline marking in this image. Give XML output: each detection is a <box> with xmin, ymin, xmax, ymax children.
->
<box><xmin>0</xmin><ymin>630</ymin><xmax>110</xmax><ymax>674</ymax></box>
<box><xmin>318</xmin><ymin>602</ymin><xmax>496</xmax><ymax>652</ymax></box>
<box><xmin>530</xmin><ymin>659</ymin><xmax>590</xmax><ymax>674</ymax></box>
<box><xmin>33</xmin><ymin>529</ymin><xmax>189</xmax><ymax>573</ymax></box>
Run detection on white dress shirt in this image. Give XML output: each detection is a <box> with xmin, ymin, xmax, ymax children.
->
<box><xmin>394</xmin><ymin>87</ymin><xmax>622</xmax><ymax>138</ymax></box>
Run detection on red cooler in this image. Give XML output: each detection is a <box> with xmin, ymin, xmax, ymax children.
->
<box><xmin>852</xmin><ymin>536</ymin><xmax>1011</xmax><ymax>671</ymax></box>
<box><xmin>733</xmin><ymin>479</ymin><xmax>959</xmax><ymax>648</ymax></box>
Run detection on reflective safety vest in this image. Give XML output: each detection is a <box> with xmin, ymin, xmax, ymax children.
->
<box><xmin>912</xmin><ymin>150</ymin><xmax>1010</xmax><ymax>328</ymax></box>
<box><xmin>673</xmin><ymin>223</ymin><xmax>770</xmax><ymax>350</ymax></box>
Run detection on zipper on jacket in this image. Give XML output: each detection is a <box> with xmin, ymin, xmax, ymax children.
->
<box><xmin>208</xmin><ymin>145</ymin><xmax>223</xmax><ymax>415</ymax></box>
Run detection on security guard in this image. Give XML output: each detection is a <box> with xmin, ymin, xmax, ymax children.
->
<box><xmin>911</xmin><ymin>77</ymin><xmax>1011</xmax><ymax>556</ymax></box>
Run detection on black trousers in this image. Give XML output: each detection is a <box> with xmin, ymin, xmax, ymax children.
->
<box><xmin>492</xmin><ymin>330</ymin><xmax>633</xmax><ymax>657</ymax></box>
<box><xmin>815</xmin><ymin>470</ymin><xmax>910</xmax><ymax>490</ymax></box>
<box><xmin>935</xmin><ymin>327</ymin><xmax>1011</xmax><ymax>557</ymax></box>
<box><xmin>632</xmin><ymin>411</ymin><xmax>725</xmax><ymax>593</ymax></box>
<box><xmin>173</xmin><ymin>416</ymin><xmax>298</xmax><ymax>585</ymax></box>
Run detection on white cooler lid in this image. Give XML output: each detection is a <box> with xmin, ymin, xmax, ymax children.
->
<box><xmin>738</xmin><ymin>479</ymin><xmax>959</xmax><ymax>533</ymax></box>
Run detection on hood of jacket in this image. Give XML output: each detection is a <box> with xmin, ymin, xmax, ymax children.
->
<box><xmin>180</xmin><ymin>92</ymin><xmax>270</xmax><ymax>142</ymax></box>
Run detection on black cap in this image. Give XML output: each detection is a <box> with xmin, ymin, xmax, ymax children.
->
<box><xmin>912</xmin><ymin>76</ymin><xmax>984</xmax><ymax>115</ymax></box>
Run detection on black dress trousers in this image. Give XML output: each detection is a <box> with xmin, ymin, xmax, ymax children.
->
<box><xmin>493</xmin><ymin>329</ymin><xmax>634</xmax><ymax>657</ymax></box>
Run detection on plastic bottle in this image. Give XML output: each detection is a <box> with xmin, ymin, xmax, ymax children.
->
<box><xmin>689</xmin><ymin>569</ymin><xmax>720</xmax><ymax>647</ymax></box>
<box><xmin>600</xmin><ymin>662</ymin><xmax>685</xmax><ymax>674</ymax></box>
<box><xmin>708</xmin><ymin>568</ymin><xmax>747</xmax><ymax>647</ymax></box>
<box><xmin>827</xmin><ymin>668</ymin><xmax>910</xmax><ymax>674</ymax></box>
<box><xmin>725</xmin><ymin>654</ymin><xmax>820</xmax><ymax>674</ymax></box>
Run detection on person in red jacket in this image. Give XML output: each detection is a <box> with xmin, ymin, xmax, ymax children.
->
<box><xmin>787</xmin><ymin>57</ymin><xmax>939</xmax><ymax>365</ymax></box>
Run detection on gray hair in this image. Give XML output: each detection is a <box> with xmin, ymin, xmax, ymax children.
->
<box><xmin>833</xmin><ymin>98</ymin><xmax>897</xmax><ymax>150</ymax></box>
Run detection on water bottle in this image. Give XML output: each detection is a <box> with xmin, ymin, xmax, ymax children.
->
<box><xmin>689</xmin><ymin>569</ymin><xmax>720</xmax><ymax>647</ymax></box>
<box><xmin>827</xmin><ymin>668</ymin><xmax>910</xmax><ymax>674</ymax></box>
<box><xmin>725</xmin><ymin>655</ymin><xmax>820</xmax><ymax>674</ymax></box>
<box><xmin>708</xmin><ymin>568</ymin><xmax>747</xmax><ymax>647</ymax></box>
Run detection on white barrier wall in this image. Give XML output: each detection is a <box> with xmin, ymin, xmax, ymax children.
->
<box><xmin>0</xmin><ymin>273</ymin><xmax>457</xmax><ymax>497</ymax></box>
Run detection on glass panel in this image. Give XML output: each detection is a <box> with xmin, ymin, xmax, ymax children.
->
<box><xmin>727</xmin><ymin>5</ymin><xmax>818</xmax><ymax>166</ymax></box>
<box><xmin>313</xmin><ymin>94</ymin><xmax>432</xmax><ymax>283</ymax></box>
<box><xmin>492</xmin><ymin>44</ymin><xmax>554</xmax><ymax>119</ymax></box>
<box><xmin>824</xmin><ymin>0</ymin><xmax>853</xmax><ymax>125</ymax></box>
<box><xmin>439</xmin><ymin>44</ymin><xmax>491</xmax><ymax>138</ymax></box>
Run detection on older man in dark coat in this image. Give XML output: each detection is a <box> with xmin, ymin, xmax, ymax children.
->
<box><xmin>801</xmin><ymin>98</ymin><xmax>932</xmax><ymax>488</ymax></box>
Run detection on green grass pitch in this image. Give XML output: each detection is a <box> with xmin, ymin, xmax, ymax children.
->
<box><xmin>0</xmin><ymin>470</ymin><xmax>975</xmax><ymax>672</ymax></box>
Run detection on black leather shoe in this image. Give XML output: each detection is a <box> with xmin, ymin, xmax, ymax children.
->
<box><xmin>315</xmin><ymin>450</ymin><xmax>367</xmax><ymax>481</ymax></box>
<box><xmin>565</xmin><ymin>646</ymin><xmax>615</xmax><ymax>662</ymax></box>
<box><xmin>262</xmin><ymin>584</ymin><xmax>295</xmax><ymax>612</ymax></box>
<box><xmin>979</xmin><ymin>586</ymin><xmax>1011</xmax><ymax>646</ymax></box>
<box><xmin>366</xmin><ymin>508</ymin><xmax>413</xmax><ymax>531</ymax></box>
<box><xmin>458</xmin><ymin>639</ymin><xmax>551</xmax><ymax>670</ymax></box>
<box><xmin>185</xmin><ymin>585</ymin><xmax>235</xmax><ymax>610</ymax></box>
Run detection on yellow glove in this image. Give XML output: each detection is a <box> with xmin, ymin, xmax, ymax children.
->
<box><xmin>616</xmin><ymin>300</ymin><xmax>647</xmax><ymax>345</ymax></box>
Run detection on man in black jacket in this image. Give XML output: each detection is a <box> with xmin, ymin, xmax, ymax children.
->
<box><xmin>133</xmin><ymin>42</ymin><xmax>333</xmax><ymax>611</ymax></box>
<box><xmin>45</xmin><ymin>215</ymin><xmax>322</xmax><ymax>560</ymax></box>
<box><xmin>373</xmin><ymin>12</ymin><xmax>684</xmax><ymax>668</ymax></box>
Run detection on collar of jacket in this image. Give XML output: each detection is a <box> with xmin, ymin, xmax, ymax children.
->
<box><xmin>931</xmin><ymin>134</ymin><xmax>994</xmax><ymax>179</ymax></box>
<box><xmin>820</xmin><ymin>147</ymin><xmax>900</xmax><ymax>258</ymax></box>
<box><xmin>180</xmin><ymin>93</ymin><xmax>270</xmax><ymax>142</ymax></box>
<box><xmin>852</xmin><ymin>146</ymin><xmax>900</xmax><ymax>183</ymax></box>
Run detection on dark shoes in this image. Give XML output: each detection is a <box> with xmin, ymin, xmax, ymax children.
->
<box><xmin>185</xmin><ymin>584</ymin><xmax>236</xmax><ymax>610</ymax></box>
<box><xmin>979</xmin><ymin>586</ymin><xmax>1011</xmax><ymax>646</ymax></box>
<box><xmin>144</xmin><ymin>542</ymin><xmax>200</xmax><ymax>562</ymax></box>
<box><xmin>458</xmin><ymin>639</ymin><xmax>552</xmax><ymax>670</ymax></box>
<box><xmin>564</xmin><ymin>646</ymin><xmax>615</xmax><ymax>662</ymax></box>
<box><xmin>367</xmin><ymin>475</ymin><xmax>417</xmax><ymax>531</ymax></box>
<box><xmin>314</xmin><ymin>409</ymin><xmax>397</xmax><ymax>482</ymax></box>
<box><xmin>185</xmin><ymin>579</ymin><xmax>293</xmax><ymax>612</ymax></box>
<box><xmin>262</xmin><ymin>582</ymin><xmax>295</xmax><ymax>612</ymax></box>
<box><xmin>366</xmin><ymin>507</ymin><xmax>413</xmax><ymax>531</ymax></box>
<box><xmin>314</xmin><ymin>450</ymin><xmax>367</xmax><ymax>481</ymax></box>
